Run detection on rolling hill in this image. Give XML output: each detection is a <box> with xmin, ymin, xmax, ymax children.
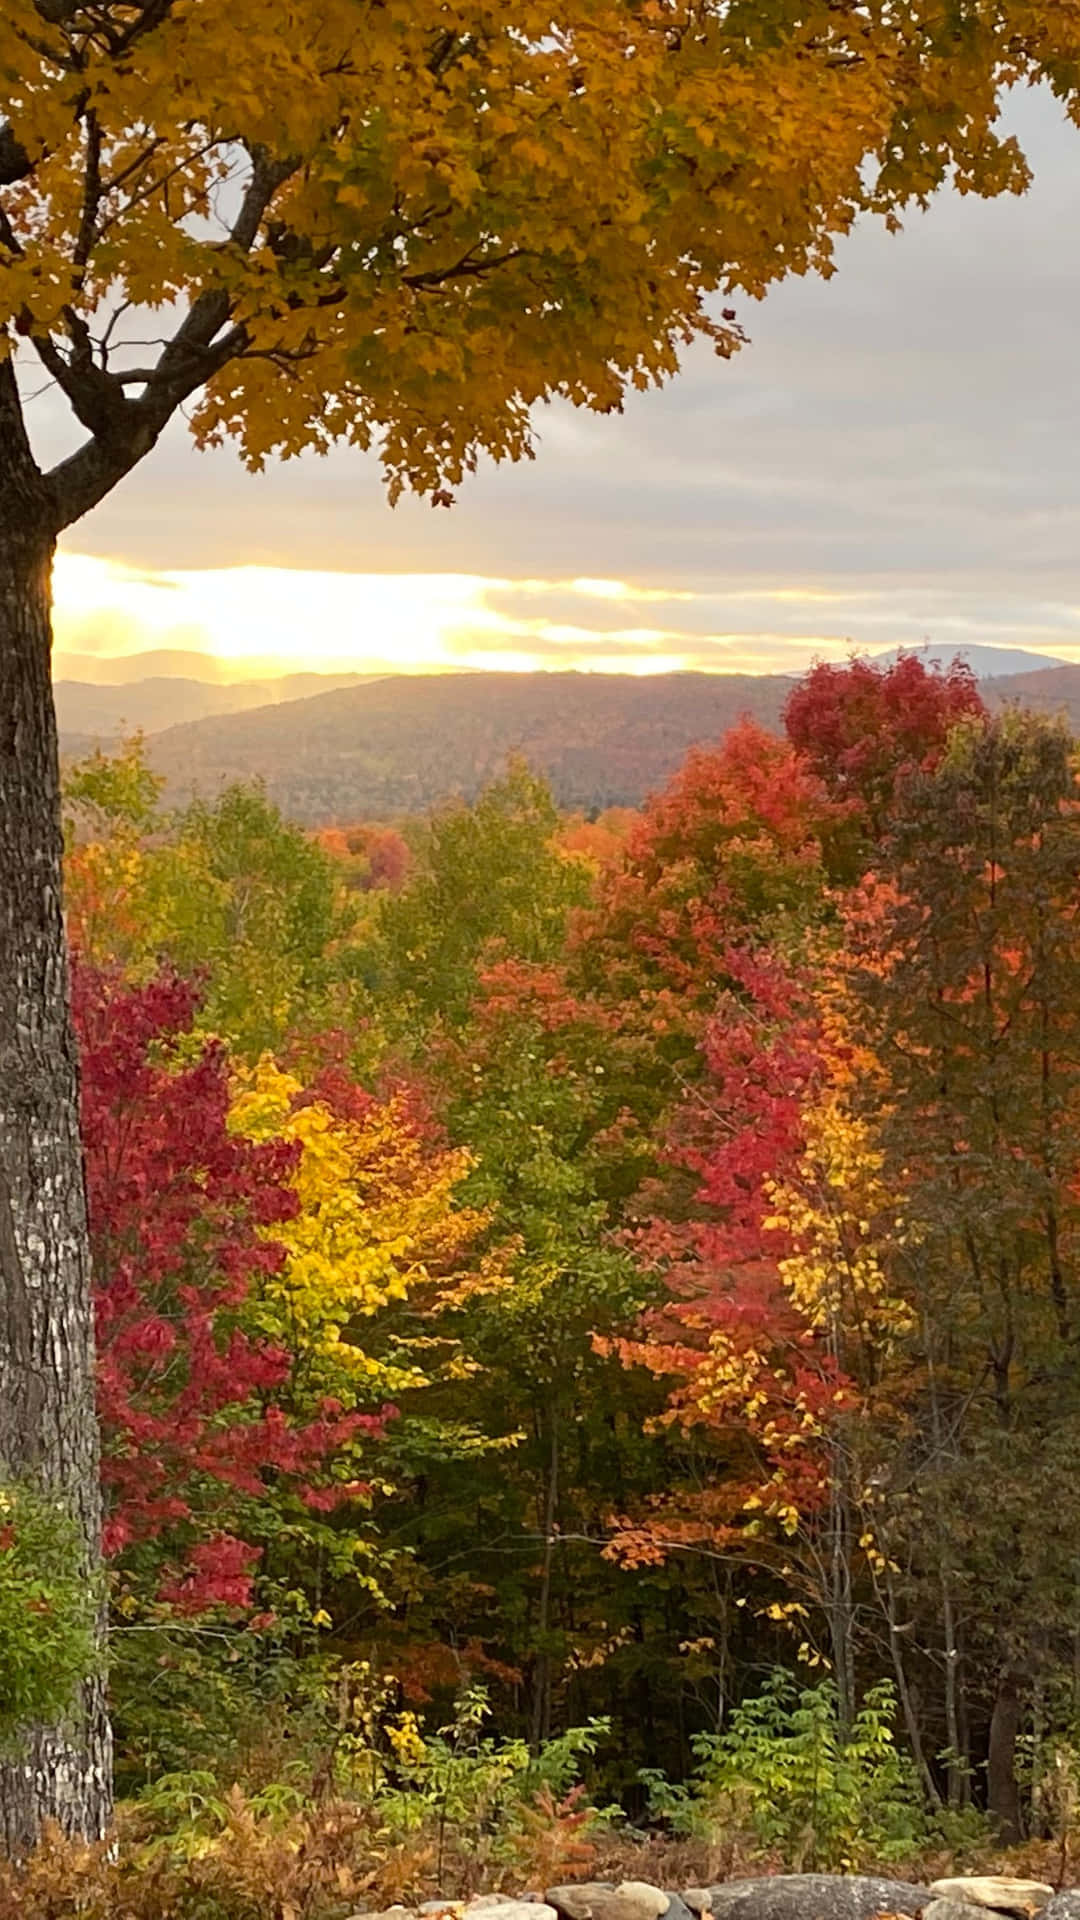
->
<box><xmin>870</xmin><ymin>642</ymin><xmax>1069</xmax><ymax>678</ymax></box>
<box><xmin>53</xmin><ymin>669</ymin><xmax>374</xmax><ymax>739</ymax></box>
<box><xmin>133</xmin><ymin>671</ymin><xmax>797</xmax><ymax>821</ymax></box>
<box><xmin>56</xmin><ymin>656</ymin><xmax>1080</xmax><ymax>826</ymax></box>
<box><xmin>985</xmin><ymin>662</ymin><xmax>1080</xmax><ymax>730</ymax></box>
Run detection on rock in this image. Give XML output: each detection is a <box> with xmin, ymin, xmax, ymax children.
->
<box><xmin>464</xmin><ymin>1905</ymin><xmax>558</xmax><ymax>1920</ymax></box>
<box><xmin>1044</xmin><ymin>1898</ymin><xmax>1080</xmax><ymax>1920</ymax></box>
<box><xmin>707</xmin><ymin>1886</ymin><xmax>779</xmax><ymax>1917</ymax></box>
<box><xmin>546</xmin><ymin>1887</ymin><xmax>675</xmax><ymax>1920</ymax></box>
<box><xmin>663</xmin><ymin>1899</ymin><xmax>697</xmax><ymax>1920</ymax></box>
<box><xmin>923</xmin><ymin>1901</ymin><xmax>986</xmax><ymax>1920</ymax></box>
<box><xmin>705</xmin><ymin>1876</ymin><xmax>928</xmax><ymax>1920</ymax></box>
<box><xmin>682</xmin><ymin>1895</ymin><xmax>713</xmax><ymax>1917</ymax></box>
<box><xmin>930</xmin><ymin>1888</ymin><xmax>1053</xmax><ymax>1919</ymax></box>
<box><xmin>708</xmin><ymin>1889</ymin><xmax>781</xmax><ymax>1918</ymax></box>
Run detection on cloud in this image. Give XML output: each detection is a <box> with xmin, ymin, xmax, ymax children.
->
<box><xmin>57</xmin><ymin>554</ymin><xmax>1080</xmax><ymax>679</ymax></box>
<box><xmin>32</xmin><ymin>86</ymin><xmax>1080</xmax><ymax>671</ymax></box>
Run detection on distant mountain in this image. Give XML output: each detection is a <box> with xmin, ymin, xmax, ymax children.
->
<box><xmin>870</xmin><ymin>642</ymin><xmax>1070</xmax><ymax>678</ymax></box>
<box><xmin>136</xmin><ymin>671</ymin><xmax>797</xmax><ymax>822</ymax></box>
<box><xmin>987</xmin><ymin>662</ymin><xmax>1080</xmax><ymax>728</ymax></box>
<box><xmin>54</xmin><ymin>648</ymin><xmax>246</xmax><ymax>685</ymax></box>
<box><xmin>61</xmin><ymin>660</ymin><xmax>1080</xmax><ymax>827</ymax></box>
<box><xmin>55</xmin><ymin>670</ymin><xmax>377</xmax><ymax>740</ymax></box>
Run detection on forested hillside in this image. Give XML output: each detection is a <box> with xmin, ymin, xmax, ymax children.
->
<box><xmin>134</xmin><ymin>671</ymin><xmax>796</xmax><ymax>819</ymax></box>
<box><xmin>53</xmin><ymin>661</ymin><xmax>1080</xmax><ymax>824</ymax></box>
<box><xmin>35</xmin><ymin>651</ymin><xmax>1080</xmax><ymax>1909</ymax></box>
<box><xmin>53</xmin><ymin>669</ymin><xmax>371</xmax><ymax>739</ymax></box>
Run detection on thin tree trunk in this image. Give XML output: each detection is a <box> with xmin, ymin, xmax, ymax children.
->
<box><xmin>924</xmin><ymin>1310</ymin><xmax>965</xmax><ymax>1807</ymax></box>
<box><xmin>987</xmin><ymin>1669</ymin><xmax>1023</xmax><ymax>1844</ymax></box>
<box><xmin>883</xmin><ymin>1565</ymin><xmax>941</xmax><ymax>1808</ymax></box>
<box><xmin>529</xmin><ymin>1411</ymin><xmax>558</xmax><ymax>1753</ymax></box>
<box><xmin>826</xmin><ymin>1420</ymin><xmax>856</xmax><ymax>1734</ymax></box>
<box><xmin>941</xmin><ymin>1566</ymin><xmax>964</xmax><ymax>1806</ymax></box>
<box><xmin>0</xmin><ymin>356</ymin><xmax>111</xmax><ymax>1852</ymax></box>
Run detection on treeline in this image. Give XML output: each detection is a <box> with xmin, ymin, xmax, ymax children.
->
<box><xmin>59</xmin><ymin>653</ymin><xmax>1080</xmax><ymax>1852</ymax></box>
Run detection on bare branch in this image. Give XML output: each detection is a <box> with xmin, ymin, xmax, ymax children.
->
<box><xmin>73</xmin><ymin>109</ymin><xmax>102</xmax><ymax>271</ymax></box>
<box><xmin>403</xmin><ymin>246</ymin><xmax>527</xmax><ymax>290</ymax></box>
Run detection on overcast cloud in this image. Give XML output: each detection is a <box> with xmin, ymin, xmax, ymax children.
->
<box><xmin>35</xmin><ymin>84</ymin><xmax>1080</xmax><ymax>674</ymax></box>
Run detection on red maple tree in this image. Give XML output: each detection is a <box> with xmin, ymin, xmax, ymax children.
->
<box><xmin>74</xmin><ymin>962</ymin><xmax>386</xmax><ymax>1610</ymax></box>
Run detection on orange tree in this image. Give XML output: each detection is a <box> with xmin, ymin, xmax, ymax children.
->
<box><xmin>2</xmin><ymin>0</ymin><xmax>1080</xmax><ymax>1847</ymax></box>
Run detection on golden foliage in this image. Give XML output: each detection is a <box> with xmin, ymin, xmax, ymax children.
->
<box><xmin>4</xmin><ymin>3</ymin><xmax>1073</xmax><ymax>516</ymax></box>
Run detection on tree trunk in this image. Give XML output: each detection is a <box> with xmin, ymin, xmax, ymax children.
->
<box><xmin>987</xmin><ymin>1669</ymin><xmax>1023</xmax><ymax>1845</ymax></box>
<box><xmin>529</xmin><ymin>1411</ymin><xmax>558</xmax><ymax>1753</ymax></box>
<box><xmin>0</xmin><ymin>357</ymin><xmax>111</xmax><ymax>1852</ymax></box>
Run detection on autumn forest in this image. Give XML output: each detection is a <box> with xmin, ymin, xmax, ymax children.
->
<box><xmin>9</xmin><ymin>652</ymin><xmax>1068</xmax><ymax>1899</ymax></box>
<box><xmin>9</xmin><ymin>1</ymin><xmax>1080</xmax><ymax>1912</ymax></box>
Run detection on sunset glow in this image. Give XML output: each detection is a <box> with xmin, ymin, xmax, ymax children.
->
<box><xmin>52</xmin><ymin>551</ymin><xmax>917</xmax><ymax>681</ymax></box>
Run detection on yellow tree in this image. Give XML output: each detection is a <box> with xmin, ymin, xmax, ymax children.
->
<box><xmin>2</xmin><ymin>0</ymin><xmax>1080</xmax><ymax>1847</ymax></box>
<box><xmin>228</xmin><ymin>1057</ymin><xmax>497</xmax><ymax>1414</ymax></box>
<box><xmin>761</xmin><ymin>993</ymin><xmax>914</xmax><ymax>1740</ymax></box>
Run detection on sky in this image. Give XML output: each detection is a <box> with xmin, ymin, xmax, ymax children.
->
<box><xmin>35</xmin><ymin>86</ymin><xmax>1080</xmax><ymax>681</ymax></box>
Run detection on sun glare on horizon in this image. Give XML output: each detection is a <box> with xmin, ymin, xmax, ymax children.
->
<box><xmin>51</xmin><ymin>551</ymin><xmax>952</xmax><ymax>680</ymax></box>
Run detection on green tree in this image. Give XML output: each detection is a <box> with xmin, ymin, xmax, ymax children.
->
<box><xmin>155</xmin><ymin>785</ymin><xmax>348</xmax><ymax>1057</ymax></box>
<box><xmin>846</xmin><ymin>709</ymin><xmax>1080</xmax><ymax>1836</ymax></box>
<box><xmin>64</xmin><ymin>746</ymin><xmax>350</xmax><ymax>1056</ymax></box>
<box><xmin>374</xmin><ymin>761</ymin><xmax>591</xmax><ymax>1034</ymax></box>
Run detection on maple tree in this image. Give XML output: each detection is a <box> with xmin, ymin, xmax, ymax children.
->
<box><xmin>315</xmin><ymin>824</ymin><xmax>412</xmax><ymax>895</ymax></box>
<box><xmin>228</xmin><ymin>1054</ymin><xmax>494</xmax><ymax>1418</ymax></box>
<box><xmin>606</xmin><ymin>948</ymin><xmax>842</xmax><ymax>1558</ymax></box>
<box><xmin>75</xmin><ymin>963</ymin><xmax>382</xmax><ymax>1605</ymax></box>
<box><xmin>783</xmin><ymin>653</ymin><xmax>986</xmax><ymax>849</ymax></box>
<box><xmin>569</xmin><ymin>721</ymin><xmax>836</xmax><ymax>1153</ymax></box>
<box><xmin>4</xmin><ymin>0</ymin><xmax>1080</xmax><ymax>1849</ymax></box>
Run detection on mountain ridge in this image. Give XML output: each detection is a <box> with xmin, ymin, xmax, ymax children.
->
<box><xmin>57</xmin><ymin>658</ymin><xmax>1080</xmax><ymax>826</ymax></box>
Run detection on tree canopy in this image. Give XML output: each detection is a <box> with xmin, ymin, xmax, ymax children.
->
<box><xmin>4</xmin><ymin>2</ymin><xmax>1077</xmax><ymax>524</ymax></box>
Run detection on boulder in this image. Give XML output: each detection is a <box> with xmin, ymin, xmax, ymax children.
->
<box><xmin>705</xmin><ymin>1876</ymin><xmax>927</xmax><ymax>1920</ymax></box>
<box><xmin>1044</xmin><ymin>1899</ymin><xmax>1080</xmax><ymax>1920</ymax></box>
<box><xmin>546</xmin><ymin>1886</ymin><xmax>676</xmax><ymax>1920</ymax></box>
<box><xmin>464</xmin><ymin>1905</ymin><xmax>557</xmax><ymax>1920</ymax></box>
<box><xmin>923</xmin><ymin>1901</ymin><xmax>985</xmax><ymax>1920</ymax></box>
<box><xmin>682</xmin><ymin>1895</ymin><xmax>713</xmax><ymax>1917</ymax></box>
<box><xmin>929</xmin><ymin>1888</ymin><xmax>1053</xmax><ymax>1919</ymax></box>
<box><xmin>663</xmin><ymin>1899</ymin><xmax>698</xmax><ymax>1920</ymax></box>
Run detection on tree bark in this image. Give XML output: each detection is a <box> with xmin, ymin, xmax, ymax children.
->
<box><xmin>0</xmin><ymin>356</ymin><xmax>111</xmax><ymax>1852</ymax></box>
<box><xmin>987</xmin><ymin>1669</ymin><xmax>1023</xmax><ymax>1845</ymax></box>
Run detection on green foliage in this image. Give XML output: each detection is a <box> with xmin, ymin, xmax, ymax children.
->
<box><xmin>374</xmin><ymin>759</ymin><xmax>592</xmax><ymax>1033</ymax></box>
<box><xmin>0</xmin><ymin>1483</ymin><xmax>99</xmax><ymax>1753</ymax></box>
<box><xmin>645</xmin><ymin>1674</ymin><xmax>927</xmax><ymax>1871</ymax></box>
<box><xmin>64</xmin><ymin>740</ymin><xmax>354</xmax><ymax>1055</ymax></box>
<box><xmin>63</xmin><ymin>735</ymin><xmax>165</xmax><ymax>835</ymax></box>
<box><xmin>155</xmin><ymin>784</ymin><xmax>350</xmax><ymax>1055</ymax></box>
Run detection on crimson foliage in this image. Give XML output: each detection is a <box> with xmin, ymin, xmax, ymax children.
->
<box><xmin>74</xmin><ymin>963</ymin><xmax>382</xmax><ymax>1611</ymax></box>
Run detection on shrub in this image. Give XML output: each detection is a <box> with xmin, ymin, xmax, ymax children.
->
<box><xmin>0</xmin><ymin>1482</ymin><xmax>99</xmax><ymax>1753</ymax></box>
<box><xmin>643</xmin><ymin>1672</ymin><xmax>929</xmax><ymax>1872</ymax></box>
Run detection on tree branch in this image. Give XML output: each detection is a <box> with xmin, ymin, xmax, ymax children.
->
<box><xmin>45</xmin><ymin>143</ymin><xmax>294</xmax><ymax>529</ymax></box>
<box><xmin>0</xmin><ymin>124</ymin><xmax>32</xmax><ymax>188</ymax></box>
<box><xmin>402</xmin><ymin>246</ymin><xmax>527</xmax><ymax>290</ymax></box>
